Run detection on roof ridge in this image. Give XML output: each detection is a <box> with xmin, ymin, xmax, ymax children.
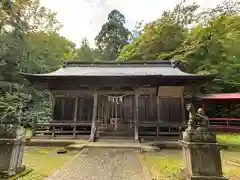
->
<box><xmin>63</xmin><ymin>60</ymin><xmax>181</xmax><ymax>67</ymax></box>
<box><xmin>64</xmin><ymin>59</ymin><xmax>180</xmax><ymax>65</ymax></box>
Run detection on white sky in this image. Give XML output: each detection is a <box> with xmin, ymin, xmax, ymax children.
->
<box><xmin>40</xmin><ymin>0</ymin><xmax>225</xmax><ymax>47</ymax></box>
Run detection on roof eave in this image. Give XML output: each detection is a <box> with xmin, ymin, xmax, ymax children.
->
<box><xmin>21</xmin><ymin>73</ymin><xmax>215</xmax><ymax>88</ymax></box>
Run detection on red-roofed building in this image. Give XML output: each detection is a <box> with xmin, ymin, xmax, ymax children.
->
<box><xmin>202</xmin><ymin>93</ymin><xmax>240</xmax><ymax>100</ymax></box>
<box><xmin>201</xmin><ymin>93</ymin><xmax>240</xmax><ymax>131</ymax></box>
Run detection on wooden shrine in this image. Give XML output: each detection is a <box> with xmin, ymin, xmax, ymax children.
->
<box><xmin>21</xmin><ymin>60</ymin><xmax>215</xmax><ymax>141</ymax></box>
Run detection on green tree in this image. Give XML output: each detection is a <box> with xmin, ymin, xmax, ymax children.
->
<box><xmin>0</xmin><ymin>0</ymin><xmax>74</xmax><ymax>128</ymax></box>
<box><xmin>76</xmin><ymin>37</ymin><xmax>95</xmax><ymax>61</ymax></box>
<box><xmin>131</xmin><ymin>20</ymin><xmax>144</xmax><ymax>40</ymax></box>
<box><xmin>95</xmin><ymin>9</ymin><xmax>130</xmax><ymax>60</ymax></box>
<box><xmin>117</xmin><ymin>2</ymin><xmax>199</xmax><ymax>61</ymax></box>
<box><xmin>161</xmin><ymin>0</ymin><xmax>240</xmax><ymax>93</ymax></box>
<box><xmin>0</xmin><ymin>0</ymin><xmax>62</xmax><ymax>87</ymax></box>
<box><xmin>117</xmin><ymin>0</ymin><xmax>240</xmax><ymax>94</ymax></box>
<box><xmin>22</xmin><ymin>32</ymin><xmax>76</xmax><ymax>73</ymax></box>
<box><xmin>176</xmin><ymin>14</ymin><xmax>240</xmax><ymax>93</ymax></box>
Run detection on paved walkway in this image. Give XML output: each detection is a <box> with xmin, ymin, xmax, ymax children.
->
<box><xmin>46</xmin><ymin>148</ymin><xmax>151</xmax><ymax>180</ymax></box>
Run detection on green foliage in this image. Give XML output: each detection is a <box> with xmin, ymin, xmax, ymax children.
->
<box><xmin>117</xmin><ymin>1</ymin><xmax>199</xmax><ymax>61</ymax></box>
<box><xmin>95</xmin><ymin>9</ymin><xmax>130</xmax><ymax>60</ymax></box>
<box><xmin>176</xmin><ymin>13</ymin><xmax>240</xmax><ymax>93</ymax></box>
<box><xmin>75</xmin><ymin>37</ymin><xmax>95</xmax><ymax>61</ymax></box>
<box><xmin>22</xmin><ymin>32</ymin><xmax>76</xmax><ymax>73</ymax></box>
<box><xmin>117</xmin><ymin>0</ymin><xmax>240</xmax><ymax>93</ymax></box>
<box><xmin>130</xmin><ymin>20</ymin><xmax>144</xmax><ymax>40</ymax></box>
<box><xmin>0</xmin><ymin>0</ymin><xmax>74</xmax><ymax>133</ymax></box>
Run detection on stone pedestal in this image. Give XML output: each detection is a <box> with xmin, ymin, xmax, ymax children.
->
<box><xmin>0</xmin><ymin>136</ymin><xmax>25</xmax><ymax>178</ymax></box>
<box><xmin>180</xmin><ymin>130</ymin><xmax>228</xmax><ymax>180</ymax></box>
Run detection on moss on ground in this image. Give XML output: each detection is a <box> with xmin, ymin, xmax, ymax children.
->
<box><xmin>10</xmin><ymin>147</ymin><xmax>78</xmax><ymax>180</ymax></box>
<box><xmin>142</xmin><ymin>150</ymin><xmax>184</xmax><ymax>180</ymax></box>
<box><xmin>142</xmin><ymin>149</ymin><xmax>240</xmax><ymax>180</ymax></box>
<box><xmin>217</xmin><ymin>133</ymin><xmax>240</xmax><ymax>149</ymax></box>
<box><xmin>10</xmin><ymin>133</ymin><xmax>240</xmax><ymax>180</ymax></box>
<box><xmin>142</xmin><ymin>133</ymin><xmax>240</xmax><ymax>180</ymax></box>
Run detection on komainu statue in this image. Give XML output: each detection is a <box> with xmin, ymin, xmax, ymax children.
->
<box><xmin>196</xmin><ymin>108</ymin><xmax>210</xmax><ymax>132</ymax></box>
<box><xmin>186</xmin><ymin>103</ymin><xmax>210</xmax><ymax>132</ymax></box>
<box><xmin>186</xmin><ymin>103</ymin><xmax>197</xmax><ymax>131</ymax></box>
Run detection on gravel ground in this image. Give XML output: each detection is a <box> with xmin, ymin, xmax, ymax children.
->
<box><xmin>46</xmin><ymin>148</ymin><xmax>151</xmax><ymax>180</ymax></box>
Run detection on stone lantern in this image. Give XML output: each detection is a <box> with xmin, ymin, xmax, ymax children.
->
<box><xmin>0</xmin><ymin>104</ymin><xmax>26</xmax><ymax>178</ymax></box>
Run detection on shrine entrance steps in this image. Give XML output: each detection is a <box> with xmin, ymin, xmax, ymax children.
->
<box><xmin>97</xmin><ymin>126</ymin><xmax>134</xmax><ymax>138</ymax></box>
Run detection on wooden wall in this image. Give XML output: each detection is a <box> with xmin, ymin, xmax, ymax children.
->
<box><xmin>53</xmin><ymin>97</ymin><xmax>93</xmax><ymax>122</ymax></box>
<box><xmin>158</xmin><ymin>86</ymin><xmax>184</xmax><ymax>97</ymax></box>
<box><xmin>52</xmin><ymin>86</ymin><xmax>185</xmax><ymax>125</ymax></box>
<box><xmin>53</xmin><ymin>97</ymin><xmax>75</xmax><ymax>121</ymax></box>
<box><xmin>138</xmin><ymin>96</ymin><xmax>157</xmax><ymax>122</ymax></box>
<box><xmin>77</xmin><ymin>97</ymin><xmax>93</xmax><ymax>122</ymax></box>
<box><xmin>158</xmin><ymin>86</ymin><xmax>185</xmax><ymax>124</ymax></box>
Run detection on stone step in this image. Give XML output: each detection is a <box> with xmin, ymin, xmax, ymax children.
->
<box><xmin>66</xmin><ymin>142</ymin><xmax>160</xmax><ymax>152</ymax></box>
<box><xmin>99</xmin><ymin>131</ymin><xmax>134</xmax><ymax>136</ymax></box>
<box><xmin>98</xmin><ymin>127</ymin><xmax>132</xmax><ymax>131</ymax></box>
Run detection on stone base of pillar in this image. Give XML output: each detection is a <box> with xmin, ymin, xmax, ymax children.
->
<box><xmin>181</xmin><ymin>168</ymin><xmax>228</xmax><ymax>180</ymax></box>
<box><xmin>134</xmin><ymin>134</ymin><xmax>138</xmax><ymax>141</ymax></box>
<box><xmin>0</xmin><ymin>138</ymin><xmax>25</xmax><ymax>178</ymax></box>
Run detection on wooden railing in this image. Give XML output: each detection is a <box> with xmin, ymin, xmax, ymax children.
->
<box><xmin>138</xmin><ymin>122</ymin><xmax>184</xmax><ymax>137</ymax></box>
<box><xmin>33</xmin><ymin>120</ymin><xmax>92</xmax><ymax>137</ymax></box>
<box><xmin>209</xmin><ymin>118</ymin><xmax>240</xmax><ymax>130</ymax></box>
<box><xmin>33</xmin><ymin>120</ymin><xmax>184</xmax><ymax>138</ymax></box>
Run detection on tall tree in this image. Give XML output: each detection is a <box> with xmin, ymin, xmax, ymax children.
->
<box><xmin>95</xmin><ymin>9</ymin><xmax>130</xmax><ymax>60</ymax></box>
<box><xmin>131</xmin><ymin>20</ymin><xmax>144</xmax><ymax>40</ymax></box>
<box><xmin>76</xmin><ymin>37</ymin><xmax>95</xmax><ymax>61</ymax></box>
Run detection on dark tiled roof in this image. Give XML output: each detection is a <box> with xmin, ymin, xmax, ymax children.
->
<box><xmin>21</xmin><ymin>60</ymin><xmax>212</xmax><ymax>77</ymax></box>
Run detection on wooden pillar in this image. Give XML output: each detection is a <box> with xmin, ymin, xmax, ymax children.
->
<box><xmin>51</xmin><ymin>94</ymin><xmax>56</xmax><ymax>137</ymax></box>
<box><xmin>89</xmin><ymin>90</ymin><xmax>98</xmax><ymax>142</ymax></box>
<box><xmin>181</xmin><ymin>96</ymin><xmax>186</xmax><ymax>124</ymax></box>
<box><xmin>156</xmin><ymin>96</ymin><xmax>160</xmax><ymax>139</ymax></box>
<box><xmin>51</xmin><ymin>94</ymin><xmax>55</xmax><ymax>121</ymax></box>
<box><xmin>180</xmin><ymin>96</ymin><xmax>186</xmax><ymax>138</ymax></box>
<box><xmin>202</xmin><ymin>101</ymin><xmax>205</xmax><ymax>111</ymax></box>
<box><xmin>73</xmin><ymin>97</ymin><xmax>79</xmax><ymax>138</ymax></box>
<box><xmin>51</xmin><ymin>125</ymin><xmax>55</xmax><ymax>137</ymax></box>
<box><xmin>134</xmin><ymin>91</ymin><xmax>139</xmax><ymax>141</ymax></box>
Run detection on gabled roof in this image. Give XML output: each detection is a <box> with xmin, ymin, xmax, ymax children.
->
<box><xmin>21</xmin><ymin>60</ymin><xmax>213</xmax><ymax>77</ymax></box>
<box><xmin>20</xmin><ymin>60</ymin><xmax>215</xmax><ymax>88</ymax></box>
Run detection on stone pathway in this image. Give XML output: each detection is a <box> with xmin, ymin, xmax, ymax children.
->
<box><xmin>46</xmin><ymin>148</ymin><xmax>151</xmax><ymax>180</ymax></box>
